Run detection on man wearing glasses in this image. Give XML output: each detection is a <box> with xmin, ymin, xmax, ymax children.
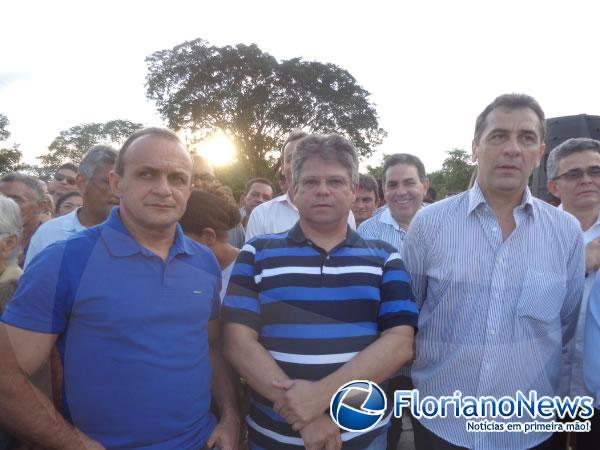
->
<box><xmin>547</xmin><ymin>137</ymin><xmax>600</xmax><ymax>449</ymax></box>
<box><xmin>49</xmin><ymin>163</ymin><xmax>80</xmax><ymax>203</ymax></box>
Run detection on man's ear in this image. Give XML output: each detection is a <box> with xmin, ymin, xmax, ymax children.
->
<box><xmin>547</xmin><ymin>179</ymin><xmax>560</xmax><ymax>199</ymax></box>
<box><xmin>76</xmin><ymin>174</ymin><xmax>88</xmax><ymax>193</ymax></box>
<box><xmin>108</xmin><ymin>170</ymin><xmax>121</xmax><ymax>197</ymax></box>
<box><xmin>471</xmin><ymin>140</ymin><xmax>478</xmax><ymax>163</ymax></box>
<box><xmin>200</xmin><ymin>228</ymin><xmax>218</xmax><ymax>246</ymax></box>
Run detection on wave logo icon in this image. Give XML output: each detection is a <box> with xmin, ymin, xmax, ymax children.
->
<box><xmin>330</xmin><ymin>380</ymin><xmax>387</xmax><ymax>432</ymax></box>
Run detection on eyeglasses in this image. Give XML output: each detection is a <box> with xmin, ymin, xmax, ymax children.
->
<box><xmin>54</xmin><ymin>173</ymin><xmax>77</xmax><ymax>185</ymax></box>
<box><xmin>554</xmin><ymin>166</ymin><xmax>600</xmax><ymax>182</ymax></box>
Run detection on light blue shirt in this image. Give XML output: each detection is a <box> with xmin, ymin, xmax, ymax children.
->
<box><xmin>584</xmin><ymin>271</ymin><xmax>600</xmax><ymax>408</ymax></box>
<box><xmin>403</xmin><ymin>183</ymin><xmax>584</xmax><ymax>450</ymax></box>
<box><xmin>358</xmin><ymin>207</ymin><xmax>407</xmax><ymax>253</ymax></box>
<box><xmin>561</xmin><ymin>209</ymin><xmax>600</xmax><ymax>397</ymax></box>
<box><xmin>24</xmin><ymin>208</ymin><xmax>86</xmax><ymax>268</ymax></box>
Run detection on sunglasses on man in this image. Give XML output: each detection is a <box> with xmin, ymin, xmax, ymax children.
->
<box><xmin>54</xmin><ymin>173</ymin><xmax>77</xmax><ymax>185</ymax></box>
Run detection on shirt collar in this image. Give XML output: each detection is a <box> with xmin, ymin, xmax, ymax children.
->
<box><xmin>100</xmin><ymin>207</ymin><xmax>194</xmax><ymax>258</ymax></box>
<box><xmin>287</xmin><ymin>221</ymin><xmax>361</xmax><ymax>247</ymax></box>
<box><xmin>61</xmin><ymin>208</ymin><xmax>84</xmax><ymax>232</ymax></box>
<box><xmin>379</xmin><ymin>207</ymin><xmax>402</xmax><ymax>231</ymax></box>
<box><xmin>467</xmin><ymin>182</ymin><xmax>535</xmax><ymax>218</ymax></box>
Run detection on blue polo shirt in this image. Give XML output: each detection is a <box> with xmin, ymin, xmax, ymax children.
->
<box><xmin>2</xmin><ymin>208</ymin><xmax>221</xmax><ymax>450</ymax></box>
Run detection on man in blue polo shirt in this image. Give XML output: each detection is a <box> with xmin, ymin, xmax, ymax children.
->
<box><xmin>0</xmin><ymin>128</ymin><xmax>239</xmax><ymax>450</ymax></box>
<box><xmin>223</xmin><ymin>133</ymin><xmax>418</xmax><ymax>449</ymax></box>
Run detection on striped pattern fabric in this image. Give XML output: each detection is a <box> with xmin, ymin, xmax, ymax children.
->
<box><xmin>403</xmin><ymin>184</ymin><xmax>585</xmax><ymax>450</ymax></box>
<box><xmin>223</xmin><ymin>222</ymin><xmax>418</xmax><ymax>449</ymax></box>
<box><xmin>358</xmin><ymin>207</ymin><xmax>407</xmax><ymax>254</ymax></box>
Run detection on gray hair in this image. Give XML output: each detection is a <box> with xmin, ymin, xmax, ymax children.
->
<box><xmin>474</xmin><ymin>93</ymin><xmax>546</xmax><ymax>144</ymax></box>
<box><xmin>292</xmin><ymin>134</ymin><xmax>359</xmax><ymax>186</ymax></box>
<box><xmin>547</xmin><ymin>138</ymin><xmax>600</xmax><ymax>180</ymax></box>
<box><xmin>382</xmin><ymin>153</ymin><xmax>427</xmax><ymax>184</ymax></box>
<box><xmin>0</xmin><ymin>172</ymin><xmax>45</xmax><ymax>201</ymax></box>
<box><xmin>0</xmin><ymin>194</ymin><xmax>23</xmax><ymax>263</ymax></box>
<box><xmin>79</xmin><ymin>145</ymin><xmax>118</xmax><ymax>179</ymax></box>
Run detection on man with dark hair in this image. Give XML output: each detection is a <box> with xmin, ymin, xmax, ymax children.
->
<box><xmin>404</xmin><ymin>94</ymin><xmax>584</xmax><ymax>449</ymax></box>
<box><xmin>245</xmin><ymin>130</ymin><xmax>355</xmax><ymax>241</ymax></box>
<box><xmin>241</xmin><ymin>178</ymin><xmax>273</xmax><ymax>228</ymax></box>
<box><xmin>546</xmin><ymin>138</ymin><xmax>600</xmax><ymax>449</ymax></box>
<box><xmin>224</xmin><ymin>133</ymin><xmax>417</xmax><ymax>449</ymax></box>
<box><xmin>49</xmin><ymin>163</ymin><xmax>79</xmax><ymax>203</ymax></box>
<box><xmin>0</xmin><ymin>173</ymin><xmax>46</xmax><ymax>264</ymax></box>
<box><xmin>359</xmin><ymin>154</ymin><xmax>428</xmax><ymax>253</ymax></box>
<box><xmin>24</xmin><ymin>145</ymin><xmax>120</xmax><ymax>267</ymax></box>
<box><xmin>352</xmin><ymin>174</ymin><xmax>379</xmax><ymax>227</ymax></box>
<box><xmin>0</xmin><ymin>127</ymin><xmax>239</xmax><ymax>450</ymax></box>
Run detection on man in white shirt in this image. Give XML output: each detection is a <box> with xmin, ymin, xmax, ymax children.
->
<box><xmin>246</xmin><ymin>130</ymin><xmax>355</xmax><ymax>241</ymax></box>
<box><xmin>25</xmin><ymin>145</ymin><xmax>118</xmax><ymax>266</ymax></box>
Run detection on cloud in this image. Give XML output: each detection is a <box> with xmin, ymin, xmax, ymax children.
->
<box><xmin>0</xmin><ymin>72</ymin><xmax>32</xmax><ymax>90</ymax></box>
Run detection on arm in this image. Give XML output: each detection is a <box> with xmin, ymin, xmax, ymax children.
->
<box><xmin>224</xmin><ymin>324</ymin><xmax>341</xmax><ymax>450</ymax></box>
<box><xmin>205</xmin><ymin>319</ymin><xmax>241</xmax><ymax>450</ymax></box>
<box><xmin>274</xmin><ymin>325</ymin><xmax>414</xmax><ymax>428</ymax></box>
<box><xmin>0</xmin><ymin>324</ymin><xmax>103</xmax><ymax>450</ymax></box>
<box><xmin>585</xmin><ymin>237</ymin><xmax>600</xmax><ymax>273</ymax></box>
<box><xmin>224</xmin><ymin>322</ymin><xmax>290</xmax><ymax>404</ymax></box>
<box><xmin>584</xmin><ymin>279</ymin><xmax>600</xmax><ymax>405</ymax></box>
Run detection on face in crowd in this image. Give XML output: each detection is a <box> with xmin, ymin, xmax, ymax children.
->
<box><xmin>293</xmin><ymin>156</ymin><xmax>356</xmax><ymax>228</ymax></box>
<box><xmin>244</xmin><ymin>181</ymin><xmax>273</xmax><ymax>215</ymax></box>
<box><xmin>51</xmin><ymin>167</ymin><xmax>79</xmax><ymax>199</ymax></box>
<box><xmin>352</xmin><ymin>188</ymin><xmax>377</xmax><ymax>225</ymax></box>
<box><xmin>472</xmin><ymin>106</ymin><xmax>545</xmax><ymax>198</ymax></box>
<box><xmin>110</xmin><ymin>134</ymin><xmax>193</xmax><ymax>233</ymax></box>
<box><xmin>548</xmin><ymin>149</ymin><xmax>600</xmax><ymax>212</ymax></box>
<box><xmin>384</xmin><ymin>163</ymin><xmax>428</xmax><ymax>229</ymax></box>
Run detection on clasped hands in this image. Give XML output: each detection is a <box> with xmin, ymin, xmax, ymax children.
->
<box><xmin>272</xmin><ymin>379</ymin><xmax>341</xmax><ymax>450</ymax></box>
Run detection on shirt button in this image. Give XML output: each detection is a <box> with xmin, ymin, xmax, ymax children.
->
<box><xmin>326</xmin><ymin>255</ymin><xmax>330</xmax><ymax>260</ymax></box>
<box><xmin>490</xmin><ymin>329</ymin><xmax>496</xmax><ymax>335</ymax></box>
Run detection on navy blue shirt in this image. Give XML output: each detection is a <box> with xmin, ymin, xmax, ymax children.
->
<box><xmin>223</xmin><ymin>223</ymin><xmax>418</xmax><ymax>449</ymax></box>
<box><xmin>2</xmin><ymin>208</ymin><xmax>221</xmax><ymax>450</ymax></box>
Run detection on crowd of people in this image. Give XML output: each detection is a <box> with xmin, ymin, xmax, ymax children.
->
<box><xmin>0</xmin><ymin>92</ymin><xmax>599</xmax><ymax>450</ymax></box>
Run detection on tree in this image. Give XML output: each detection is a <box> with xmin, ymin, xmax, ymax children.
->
<box><xmin>428</xmin><ymin>149</ymin><xmax>475</xmax><ymax>198</ymax></box>
<box><xmin>0</xmin><ymin>113</ymin><xmax>27</xmax><ymax>174</ymax></box>
<box><xmin>145</xmin><ymin>39</ymin><xmax>386</xmax><ymax>178</ymax></box>
<box><xmin>37</xmin><ymin>120</ymin><xmax>143</xmax><ymax>174</ymax></box>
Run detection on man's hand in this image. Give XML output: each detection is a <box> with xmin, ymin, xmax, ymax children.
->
<box><xmin>299</xmin><ymin>414</ymin><xmax>342</xmax><ymax>450</ymax></box>
<box><xmin>272</xmin><ymin>379</ymin><xmax>328</xmax><ymax>430</ymax></box>
<box><xmin>205</xmin><ymin>415</ymin><xmax>240</xmax><ymax>450</ymax></box>
<box><xmin>586</xmin><ymin>238</ymin><xmax>600</xmax><ymax>273</ymax></box>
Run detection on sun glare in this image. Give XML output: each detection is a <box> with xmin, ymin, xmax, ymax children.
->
<box><xmin>194</xmin><ymin>130</ymin><xmax>236</xmax><ymax>167</ymax></box>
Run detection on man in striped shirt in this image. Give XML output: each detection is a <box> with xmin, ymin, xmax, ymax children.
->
<box><xmin>358</xmin><ymin>153</ymin><xmax>429</xmax><ymax>256</ymax></box>
<box><xmin>223</xmin><ymin>133</ymin><xmax>418</xmax><ymax>449</ymax></box>
<box><xmin>403</xmin><ymin>93</ymin><xmax>585</xmax><ymax>449</ymax></box>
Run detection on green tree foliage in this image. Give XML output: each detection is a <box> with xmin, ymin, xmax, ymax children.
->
<box><xmin>145</xmin><ymin>39</ymin><xmax>386</xmax><ymax>178</ymax></box>
<box><xmin>0</xmin><ymin>114</ymin><xmax>27</xmax><ymax>174</ymax></box>
<box><xmin>428</xmin><ymin>149</ymin><xmax>475</xmax><ymax>198</ymax></box>
<box><xmin>0</xmin><ymin>114</ymin><xmax>10</xmax><ymax>142</ymax></box>
<box><xmin>38</xmin><ymin>120</ymin><xmax>143</xmax><ymax>174</ymax></box>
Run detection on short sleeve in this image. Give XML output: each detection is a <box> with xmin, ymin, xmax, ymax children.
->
<box><xmin>377</xmin><ymin>251</ymin><xmax>419</xmax><ymax>332</ymax></box>
<box><xmin>2</xmin><ymin>243</ymin><xmax>73</xmax><ymax>334</ymax></box>
<box><xmin>222</xmin><ymin>243</ymin><xmax>261</xmax><ymax>331</ymax></box>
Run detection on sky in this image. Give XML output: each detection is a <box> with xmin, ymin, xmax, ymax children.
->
<box><xmin>1</xmin><ymin>0</ymin><xmax>599</xmax><ymax>172</ymax></box>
